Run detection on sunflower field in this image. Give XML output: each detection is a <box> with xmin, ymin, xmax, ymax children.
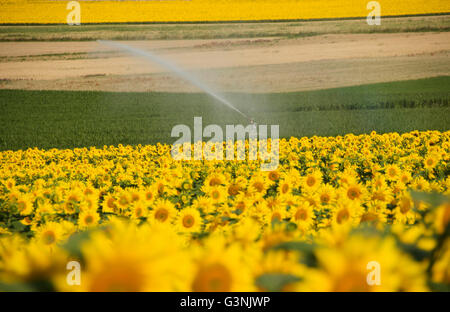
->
<box><xmin>1</xmin><ymin>0</ymin><xmax>449</xmax><ymax>24</ymax></box>
<box><xmin>0</xmin><ymin>130</ymin><xmax>449</xmax><ymax>291</ymax></box>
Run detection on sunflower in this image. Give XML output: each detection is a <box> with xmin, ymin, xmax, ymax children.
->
<box><xmin>290</xmin><ymin>202</ymin><xmax>315</xmax><ymax>229</ymax></box>
<box><xmin>204</xmin><ymin>172</ymin><xmax>226</xmax><ymax>188</ymax></box>
<box><xmin>394</xmin><ymin>195</ymin><xmax>417</xmax><ymax>224</ymax></box>
<box><xmin>342</xmin><ymin>182</ymin><xmax>366</xmax><ymax>203</ymax></box>
<box><xmin>0</xmin><ymin>237</ymin><xmax>68</xmax><ymax>286</ymax></box>
<box><xmin>191</xmin><ymin>236</ymin><xmax>255</xmax><ymax>292</ymax></box>
<box><xmin>154</xmin><ymin>179</ymin><xmax>169</xmax><ymax>196</ymax></box>
<box><xmin>80</xmin><ymin>196</ymin><xmax>99</xmax><ymax>212</ymax></box>
<box><xmin>254</xmin><ymin>250</ymin><xmax>304</xmax><ymax>291</ymax></box>
<box><xmin>7</xmin><ymin>188</ymin><xmax>21</xmax><ymax>203</ymax></box>
<box><xmin>338</xmin><ymin>169</ymin><xmax>357</xmax><ymax>186</ymax></box>
<box><xmin>0</xmin><ymin>226</ymin><xmax>10</xmax><ymax>235</ymax></box>
<box><xmin>205</xmin><ymin>186</ymin><xmax>227</xmax><ymax>204</ymax></box>
<box><xmin>231</xmin><ymin>217</ymin><xmax>261</xmax><ymax>245</ymax></box>
<box><xmin>278</xmin><ymin>177</ymin><xmax>294</xmax><ymax>197</ymax></box>
<box><xmin>66</xmin><ymin>188</ymin><xmax>83</xmax><ymax>203</ymax></box>
<box><xmin>248</xmin><ymin>174</ymin><xmax>271</xmax><ymax>196</ymax></box>
<box><xmin>360</xmin><ymin>203</ymin><xmax>388</xmax><ymax>228</ymax></box>
<box><xmin>76</xmin><ymin>221</ymin><xmax>191</xmax><ymax>292</ymax></box>
<box><xmin>301</xmin><ymin>192</ymin><xmax>320</xmax><ymax>208</ymax></box>
<box><xmin>117</xmin><ymin>192</ymin><xmax>130</xmax><ymax>209</ymax></box>
<box><xmin>34</xmin><ymin>222</ymin><xmax>65</xmax><ymax>247</ymax></box>
<box><xmin>130</xmin><ymin>201</ymin><xmax>148</xmax><ymax>220</ymax></box>
<box><xmin>20</xmin><ymin>216</ymin><xmax>33</xmax><ymax>226</ymax></box>
<box><xmin>399</xmin><ymin>171</ymin><xmax>412</xmax><ymax>185</ymax></box>
<box><xmin>260</xmin><ymin>221</ymin><xmax>300</xmax><ymax>251</ymax></box>
<box><xmin>4</xmin><ymin>178</ymin><xmax>16</xmax><ymax>190</ymax></box>
<box><xmin>78</xmin><ymin>210</ymin><xmax>101</xmax><ymax>228</ymax></box>
<box><xmin>282</xmin><ymin>169</ymin><xmax>301</xmax><ymax>188</ymax></box>
<box><xmin>385</xmin><ymin>164</ymin><xmax>401</xmax><ymax>181</ymax></box>
<box><xmin>281</xmin><ymin>193</ymin><xmax>297</xmax><ymax>208</ymax></box>
<box><xmin>0</xmin><ymin>130</ymin><xmax>449</xmax><ymax>292</ymax></box>
<box><xmin>192</xmin><ymin>196</ymin><xmax>214</xmax><ymax>214</ymax></box>
<box><xmin>434</xmin><ymin>202</ymin><xmax>450</xmax><ymax>234</ymax></box>
<box><xmin>299</xmin><ymin>235</ymin><xmax>428</xmax><ymax>291</ymax></box>
<box><xmin>431</xmin><ymin>239</ymin><xmax>450</xmax><ymax>285</ymax></box>
<box><xmin>267</xmin><ymin>169</ymin><xmax>281</xmax><ymax>182</ymax></box>
<box><xmin>129</xmin><ymin>189</ymin><xmax>142</xmax><ymax>203</ymax></box>
<box><xmin>83</xmin><ymin>184</ymin><xmax>99</xmax><ymax>198</ymax></box>
<box><xmin>176</xmin><ymin>207</ymin><xmax>202</xmax><ymax>233</ymax></box>
<box><xmin>63</xmin><ymin>200</ymin><xmax>78</xmax><ymax>214</ymax></box>
<box><xmin>230</xmin><ymin>194</ymin><xmax>253</xmax><ymax>217</ymax></box>
<box><xmin>371</xmin><ymin>174</ymin><xmax>387</xmax><ymax>189</ymax></box>
<box><xmin>301</xmin><ymin>170</ymin><xmax>322</xmax><ymax>191</ymax></box>
<box><xmin>227</xmin><ymin>181</ymin><xmax>243</xmax><ymax>197</ymax></box>
<box><xmin>423</xmin><ymin>153</ymin><xmax>440</xmax><ymax>170</ymax></box>
<box><xmin>370</xmin><ymin>185</ymin><xmax>393</xmax><ymax>204</ymax></box>
<box><xmin>317</xmin><ymin>184</ymin><xmax>336</xmax><ymax>205</ymax></box>
<box><xmin>142</xmin><ymin>186</ymin><xmax>156</xmax><ymax>203</ymax></box>
<box><xmin>262</xmin><ymin>204</ymin><xmax>287</xmax><ymax>225</ymax></box>
<box><xmin>411</xmin><ymin>177</ymin><xmax>431</xmax><ymax>192</ymax></box>
<box><xmin>180</xmin><ymin>180</ymin><xmax>192</xmax><ymax>191</ymax></box>
<box><xmin>265</xmin><ymin>196</ymin><xmax>283</xmax><ymax>210</ymax></box>
<box><xmin>332</xmin><ymin>199</ymin><xmax>362</xmax><ymax>227</ymax></box>
<box><xmin>287</xmin><ymin>152</ymin><xmax>299</xmax><ymax>163</ymax></box>
<box><xmin>16</xmin><ymin>194</ymin><xmax>34</xmax><ymax>215</ymax></box>
<box><xmin>149</xmin><ymin>199</ymin><xmax>177</xmax><ymax>224</ymax></box>
<box><xmin>102</xmin><ymin>194</ymin><xmax>118</xmax><ymax>214</ymax></box>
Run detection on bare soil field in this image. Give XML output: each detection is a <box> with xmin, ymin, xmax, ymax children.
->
<box><xmin>0</xmin><ymin>32</ymin><xmax>449</xmax><ymax>93</ymax></box>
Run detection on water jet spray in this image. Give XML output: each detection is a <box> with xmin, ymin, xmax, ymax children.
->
<box><xmin>97</xmin><ymin>40</ymin><xmax>255</xmax><ymax>123</ymax></box>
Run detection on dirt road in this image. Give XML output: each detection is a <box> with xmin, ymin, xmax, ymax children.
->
<box><xmin>1</xmin><ymin>32</ymin><xmax>449</xmax><ymax>92</ymax></box>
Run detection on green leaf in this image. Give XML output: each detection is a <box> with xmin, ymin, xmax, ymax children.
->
<box><xmin>285</xmin><ymin>222</ymin><xmax>298</xmax><ymax>232</ymax></box>
<box><xmin>11</xmin><ymin>220</ymin><xmax>27</xmax><ymax>232</ymax></box>
<box><xmin>271</xmin><ymin>241</ymin><xmax>317</xmax><ymax>267</ymax></box>
<box><xmin>396</xmin><ymin>241</ymin><xmax>431</xmax><ymax>262</ymax></box>
<box><xmin>255</xmin><ymin>273</ymin><xmax>301</xmax><ymax>292</ymax></box>
<box><xmin>0</xmin><ymin>281</ymin><xmax>36</xmax><ymax>292</ymax></box>
<box><xmin>61</xmin><ymin>230</ymin><xmax>93</xmax><ymax>261</ymax></box>
<box><xmin>221</xmin><ymin>216</ymin><xmax>237</xmax><ymax>223</ymax></box>
<box><xmin>428</xmin><ymin>281</ymin><xmax>450</xmax><ymax>292</ymax></box>
<box><xmin>271</xmin><ymin>241</ymin><xmax>315</xmax><ymax>253</ymax></box>
<box><xmin>409</xmin><ymin>190</ymin><xmax>449</xmax><ymax>209</ymax></box>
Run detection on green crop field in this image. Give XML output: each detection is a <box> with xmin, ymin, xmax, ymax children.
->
<box><xmin>1</xmin><ymin>15</ymin><xmax>449</xmax><ymax>41</ymax></box>
<box><xmin>0</xmin><ymin>76</ymin><xmax>449</xmax><ymax>151</ymax></box>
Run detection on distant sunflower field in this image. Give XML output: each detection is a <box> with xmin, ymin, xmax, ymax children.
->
<box><xmin>0</xmin><ymin>0</ymin><xmax>449</xmax><ymax>24</ymax></box>
<box><xmin>0</xmin><ymin>130</ymin><xmax>449</xmax><ymax>291</ymax></box>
